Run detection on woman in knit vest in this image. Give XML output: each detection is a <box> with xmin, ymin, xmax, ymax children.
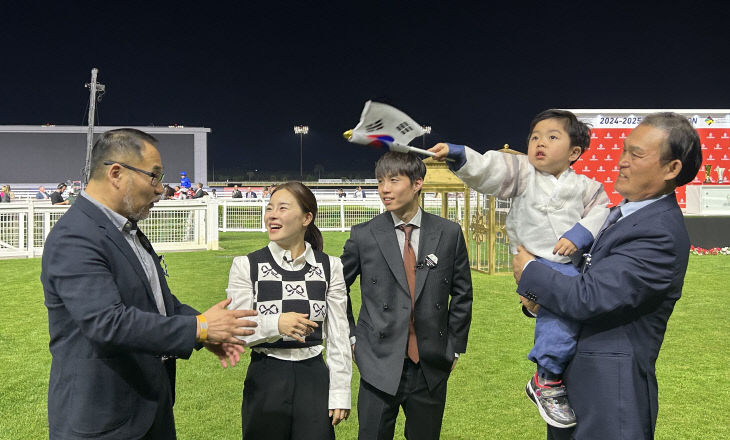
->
<box><xmin>226</xmin><ymin>181</ymin><xmax>352</xmax><ymax>439</ymax></box>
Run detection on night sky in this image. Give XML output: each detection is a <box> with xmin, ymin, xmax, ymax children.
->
<box><xmin>2</xmin><ymin>2</ymin><xmax>729</xmax><ymax>179</ymax></box>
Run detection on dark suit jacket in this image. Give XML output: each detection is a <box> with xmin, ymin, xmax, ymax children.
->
<box><xmin>41</xmin><ymin>195</ymin><xmax>199</xmax><ymax>439</ymax></box>
<box><xmin>518</xmin><ymin>194</ymin><xmax>689</xmax><ymax>440</ymax></box>
<box><xmin>342</xmin><ymin>210</ymin><xmax>473</xmax><ymax>395</ymax></box>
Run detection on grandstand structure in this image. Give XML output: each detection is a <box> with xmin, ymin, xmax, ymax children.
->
<box><xmin>0</xmin><ymin>125</ymin><xmax>210</xmax><ymax>188</ymax></box>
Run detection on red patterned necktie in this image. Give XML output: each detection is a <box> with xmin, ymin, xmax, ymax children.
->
<box><xmin>397</xmin><ymin>224</ymin><xmax>419</xmax><ymax>363</ymax></box>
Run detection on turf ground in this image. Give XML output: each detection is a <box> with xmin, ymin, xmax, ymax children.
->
<box><xmin>0</xmin><ymin>231</ymin><xmax>727</xmax><ymax>439</ymax></box>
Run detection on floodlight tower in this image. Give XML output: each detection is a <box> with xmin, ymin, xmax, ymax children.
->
<box><xmin>421</xmin><ymin>125</ymin><xmax>432</xmax><ymax>149</ymax></box>
<box><xmin>294</xmin><ymin>125</ymin><xmax>309</xmax><ymax>178</ymax></box>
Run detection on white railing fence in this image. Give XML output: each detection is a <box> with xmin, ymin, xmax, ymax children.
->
<box><xmin>2</xmin><ymin>193</ymin><xmax>512</xmax><ymax>273</ymax></box>
<box><xmin>217</xmin><ymin>196</ymin><xmax>469</xmax><ymax>232</ymax></box>
<box><xmin>0</xmin><ymin>200</ymin><xmax>219</xmax><ymax>259</ymax></box>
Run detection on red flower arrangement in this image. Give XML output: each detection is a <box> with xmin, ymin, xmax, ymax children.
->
<box><xmin>690</xmin><ymin>246</ymin><xmax>730</xmax><ymax>255</ymax></box>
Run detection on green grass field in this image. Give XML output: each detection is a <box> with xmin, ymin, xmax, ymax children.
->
<box><xmin>1</xmin><ymin>232</ymin><xmax>727</xmax><ymax>439</ymax></box>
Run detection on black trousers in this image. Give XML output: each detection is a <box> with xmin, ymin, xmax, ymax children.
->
<box><xmin>357</xmin><ymin>359</ymin><xmax>448</xmax><ymax>440</ymax></box>
<box><xmin>242</xmin><ymin>351</ymin><xmax>334</xmax><ymax>440</ymax></box>
<box><xmin>141</xmin><ymin>360</ymin><xmax>176</xmax><ymax>440</ymax></box>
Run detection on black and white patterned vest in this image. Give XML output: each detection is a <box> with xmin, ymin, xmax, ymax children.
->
<box><xmin>248</xmin><ymin>246</ymin><xmax>330</xmax><ymax>349</ymax></box>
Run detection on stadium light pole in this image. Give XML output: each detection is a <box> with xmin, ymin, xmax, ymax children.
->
<box><xmin>421</xmin><ymin>125</ymin><xmax>432</xmax><ymax>149</ymax></box>
<box><xmin>294</xmin><ymin>125</ymin><xmax>309</xmax><ymax>178</ymax></box>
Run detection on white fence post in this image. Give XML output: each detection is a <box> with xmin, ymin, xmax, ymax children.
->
<box><xmin>340</xmin><ymin>199</ymin><xmax>345</xmax><ymax>232</ymax></box>
<box><xmin>260</xmin><ymin>199</ymin><xmax>266</xmax><ymax>232</ymax></box>
<box><xmin>222</xmin><ymin>200</ymin><xmax>228</xmax><ymax>232</ymax></box>
<box><xmin>18</xmin><ymin>212</ymin><xmax>26</xmax><ymax>256</ymax></box>
<box><xmin>27</xmin><ymin>200</ymin><xmax>35</xmax><ymax>257</ymax></box>
<box><xmin>207</xmin><ymin>201</ymin><xmax>219</xmax><ymax>250</ymax></box>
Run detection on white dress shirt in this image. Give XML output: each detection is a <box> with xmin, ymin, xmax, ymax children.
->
<box><xmin>226</xmin><ymin>241</ymin><xmax>352</xmax><ymax>409</ymax></box>
<box><xmin>391</xmin><ymin>208</ymin><xmax>422</xmax><ymax>259</ymax></box>
<box><xmin>80</xmin><ymin>191</ymin><xmax>166</xmax><ymax>315</ymax></box>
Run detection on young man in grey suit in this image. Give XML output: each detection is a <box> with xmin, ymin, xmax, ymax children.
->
<box><xmin>42</xmin><ymin>128</ymin><xmax>257</xmax><ymax>439</ymax></box>
<box><xmin>342</xmin><ymin>151</ymin><xmax>473</xmax><ymax>440</ymax></box>
<box><xmin>512</xmin><ymin>113</ymin><xmax>703</xmax><ymax>439</ymax></box>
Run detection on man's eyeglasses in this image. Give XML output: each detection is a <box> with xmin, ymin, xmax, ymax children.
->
<box><xmin>104</xmin><ymin>161</ymin><xmax>165</xmax><ymax>186</ymax></box>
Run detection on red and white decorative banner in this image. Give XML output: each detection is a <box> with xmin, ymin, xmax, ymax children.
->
<box><xmin>569</xmin><ymin>110</ymin><xmax>730</xmax><ymax>207</ymax></box>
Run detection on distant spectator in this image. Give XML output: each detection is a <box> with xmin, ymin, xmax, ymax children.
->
<box><xmin>245</xmin><ymin>187</ymin><xmax>257</xmax><ymax>198</ymax></box>
<box><xmin>186</xmin><ymin>187</ymin><xmax>195</xmax><ymax>199</ymax></box>
<box><xmin>263</xmin><ymin>185</ymin><xmax>277</xmax><ymax>199</ymax></box>
<box><xmin>174</xmin><ymin>185</ymin><xmax>188</xmax><ymax>200</ymax></box>
<box><xmin>51</xmin><ymin>183</ymin><xmax>70</xmax><ymax>205</ymax></box>
<box><xmin>67</xmin><ymin>188</ymin><xmax>79</xmax><ymax>205</ymax></box>
<box><xmin>36</xmin><ymin>185</ymin><xmax>51</xmax><ymax>200</ymax></box>
<box><xmin>192</xmin><ymin>183</ymin><xmax>206</xmax><ymax>199</ymax></box>
<box><xmin>353</xmin><ymin>186</ymin><xmax>365</xmax><ymax>198</ymax></box>
<box><xmin>231</xmin><ymin>185</ymin><xmax>243</xmax><ymax>198</ymax></box>
<box><xmin>210</xmin><ymin>188</ymin><xmax>217</xmax><ymax>199</ymax></box>
<box><xmin>180</xmin><ymin>171</ymin><xmax>191</xmax><ymax>189</ymax></box>
<box><xmin>1</xmin><ymin>185</ymin><xmax>11</xmax><ymax>203</ymax></box>
<box><xmin>337</xmin><ymin>188</ymin><xmax>346</xmax><ymax>198</ymax></box>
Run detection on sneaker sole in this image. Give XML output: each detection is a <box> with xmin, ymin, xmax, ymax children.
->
<box><xmin>525</xmin><ymin>379</ymin><xmax>577</xmax><ymax>429</ymax></box>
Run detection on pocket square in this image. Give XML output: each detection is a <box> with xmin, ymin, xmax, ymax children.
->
<box><xmin>425</xmin><ymin>254</ymin><xmax>438</xmax><ymax>268</ymax></box>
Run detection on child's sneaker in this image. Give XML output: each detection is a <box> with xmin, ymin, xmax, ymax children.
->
<box><xmin>525</xmin><ymin>373</ymin><xmax>577</xmax><ymax>428</ymax></box>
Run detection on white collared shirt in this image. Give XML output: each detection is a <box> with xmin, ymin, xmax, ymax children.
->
<box><xmin>226</xmin><ymin>241</ymin><xmax>352</xmax><ymax>409</ymax></box>
<box><xmin>391</xmin><ymin>208</ymin><xmax>423</xmax><ymax>259</ymax></box>
<box><xmin>616</xmin><ymin>193</ymin><xmax>670</xmax><ymax>220</ymax></box>
<box><xmin>80</xmin><ymin>191</ymin><xmax>166</xmax><ymax>316</ymax></box>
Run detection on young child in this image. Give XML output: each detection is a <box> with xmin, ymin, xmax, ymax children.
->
<box><xmin>430</xmin><ymin>109</ymin><xmax>610</xmax><ymax>429</ymax></box>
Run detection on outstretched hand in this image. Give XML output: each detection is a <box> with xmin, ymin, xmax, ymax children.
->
<box><xmin>202</xmin><ymin>298</ymin><xmax>258</xmax><ymax>345</ymax></box>
<box><xmin>205</xmin><ymin>342</ymin><xmax>245</xmax><ymax>368</ymax></box>
<box><xmin>428</xmin><ymin>143</ymin><xmax>450</xmax><ymax>161</ymax></box>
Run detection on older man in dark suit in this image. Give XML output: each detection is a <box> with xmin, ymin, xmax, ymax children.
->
<box><xmin>342</xmin><ymin>151</ymin><xmax>473</xmax><ymax>440</ymax></box>
<box><xmin>42</xmin><ymin>128</ymin><xmax>257</xmax><ymax>439</ymax></box>
<box><xmin>513</xmin><ymin>113</ymin><xmax>703</xmax><ymax>439</ymax></box>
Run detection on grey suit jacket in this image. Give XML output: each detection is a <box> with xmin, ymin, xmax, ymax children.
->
<box><xmin>519</xmin><ymin>194</ymin><xmax>689</xmax><ymax>440</ymax></box>
<box><xmin>342</xmin><ymin>210</ymin><xmax>473</xmax><ymax>395</ymax></box>
<box><xmin>41</xmin><ymin>195</ymin><xmax>199</xmax><ymax>439</ymax></box>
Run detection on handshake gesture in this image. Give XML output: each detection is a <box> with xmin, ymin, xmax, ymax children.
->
<box><xmin>199</xmin><ymin>298</ymin><xmax>257</xmax><ymax>367</ymax></box>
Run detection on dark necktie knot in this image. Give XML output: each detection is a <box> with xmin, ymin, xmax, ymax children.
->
<box><xmin>123</xmin><ymin>220</ymin><xmax>154</xmax><ymax>255</ymax></box>
<box><xmin>122</xmin><ymin>219</ymin><xmax>138</xmax><ymax>233</ymax></box>
<box><xmin>397</xmin><ymin>224</ymin><xmax>417</xmax><ymax>241</ymax></box>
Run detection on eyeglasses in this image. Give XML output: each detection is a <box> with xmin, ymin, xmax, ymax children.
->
<box><xmin>104</xmin><ymin>161</ymin><xmax>165</xmax><ymax>186</ymax></box>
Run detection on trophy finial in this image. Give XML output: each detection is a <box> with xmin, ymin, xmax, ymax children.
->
<box><xmin>704</xmin><ymin>164</ymin><xmax>713</xmax><ymax>183</ymax></box>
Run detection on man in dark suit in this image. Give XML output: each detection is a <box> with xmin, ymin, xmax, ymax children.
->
<box><xmin>192</xmin><ymin>182</ymin><xmax>205</xmax><ymax>198</ymax></box>
<box><xmin>342</xmin><ymin>151</ymin><xmax>473</xmax><ymax>440</ymax></box>
<box><xmin>42</xmin><ymin>128</ymin><xmax>257</xmax><ymax>440</ymax></box>
<box><xmin>513</xmin><ymin>112</ymin><xmax>703</xmax><ymax>440</ymax></box>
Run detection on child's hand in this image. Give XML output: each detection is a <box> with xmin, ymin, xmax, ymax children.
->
<box><xmin>428</xmin><ymin>143</ymin><xmax>450</xmax><ymax>161</ymax></box>
<box><xmin>553</xmin><ymin>238</ymin><xmax>578</xmax><ymax>256</ymax></box>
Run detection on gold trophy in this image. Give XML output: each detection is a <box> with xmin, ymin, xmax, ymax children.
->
<box><xmin>716</xmin><ymin>166</ymin><xmax>725</xmax><ymax>184</ymax></box>
<box><xmin>704</xmin><ymin>164</ymin><xmax>713</xmax><ymax>183</ymax></box>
